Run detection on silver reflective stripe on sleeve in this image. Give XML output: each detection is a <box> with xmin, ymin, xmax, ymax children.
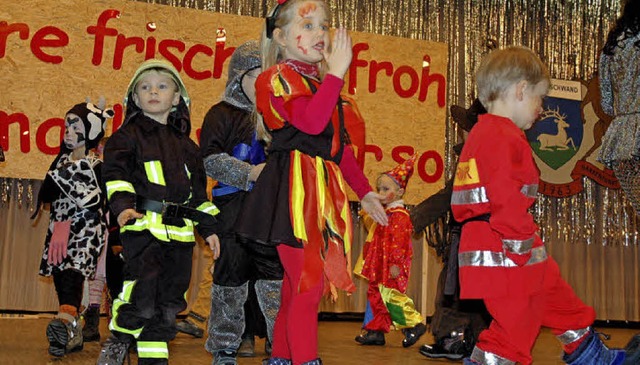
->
<box><xmin>556</xmin><ymin>327</ymin><xmax>591</xmax><ymax>345</ymax></box>
<box><xmin>521</xmin><ymin>184</ymin><xmax>538</xmax><ymax>198</ymax></box>
<box><xmin>470</xmin><ymin>347</ymin><xmax>516</xmax><ymax>365</ymax></box>
<box><xmin>451</xmin><ymin>186</ymin><xmax>489</xmax><ymax>205</ymax></box>
<box><xmin>459</xmin><ymin>246</ymin><xmax>547</xmax><ymax>268</ymax></box>
<box><xmin>502</xmin><ymin>236</ymin><xmax>535</xmax><ymax>255</ymax></box>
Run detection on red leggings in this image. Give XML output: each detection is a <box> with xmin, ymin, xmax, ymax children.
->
<box><xmin>271</xmin><ymin>245</ymin><xmax>324</xmax><ymax>365</ymax></box>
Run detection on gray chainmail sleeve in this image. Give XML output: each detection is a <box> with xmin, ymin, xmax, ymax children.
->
<box><xmin>203</xmin><ymin>153</ymin><xmax>253</xmax><ymax>191</ymax></box>
<box><xmin>598</xmin><ymin>53</ymin><xmax>614</xmax><ymax>116</ymax></box>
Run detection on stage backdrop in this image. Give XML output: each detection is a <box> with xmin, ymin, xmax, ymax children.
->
<box><xmin>0</xmin><ymin>0</ymin><xmax>448</xmax><ymax>203</ymax></box>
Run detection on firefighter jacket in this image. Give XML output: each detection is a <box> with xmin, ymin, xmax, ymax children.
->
<box><xmin>103</xmin><ymin>113</ymin><xmax>218</xmax><ymax>244</ymax></box>
<box><xmin>451</xmin><ymin>113</ymin><xmax>548</xmax><ymax>299</ymax></box>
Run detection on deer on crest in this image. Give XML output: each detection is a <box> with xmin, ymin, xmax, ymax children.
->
<box><xmin>537</xmin><ymin>107</ymin><xmax>576</xmax><ymax>151</ymax></box>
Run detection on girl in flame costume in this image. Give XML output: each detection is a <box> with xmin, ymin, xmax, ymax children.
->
<box><xmin>235</xmin><ymin>1</ymin><xmax>387</xmax><ymax>364</ymax></box>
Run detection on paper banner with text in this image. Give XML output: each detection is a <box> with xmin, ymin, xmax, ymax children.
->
<box><xmin>1</xmin><ymin>0</ymin><xmax>448</xmax><ymax>203</ymax></box>
<box><xmin>525</xmin><ymin>78</ymin><xmax>619</xmax><ymax>197</ymax></box>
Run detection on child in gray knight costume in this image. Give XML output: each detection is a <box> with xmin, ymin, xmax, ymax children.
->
<box><xmin>33</xmin><ymin>100</ymin><xmax>112</xmax><ymax>357</ymax></box>
<box><xmin>199</xmin><ymin>40</ymin><xmax>284</xmax><ymax>365</ymax></box>
<box><xmin>597</xmin><ymin>0</ymin><xmax>640</xmax><ymax>214</ymax></box>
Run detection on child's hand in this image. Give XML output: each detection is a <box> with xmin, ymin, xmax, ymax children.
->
<box><xmin>248</xmin><ymin>163</ymin><xmax>266</xmax><ymax>182</ymax></box>
<box><xmin>390</xmin><ymin>265</ymin><xmax>400</xmax><ymax>279</ymax></box>
<box><xmin>206</xmin><ymin>234</ymin><xmax>221</xmax><ymax>260</ymax></box>
<box><xmin>48</xmin><ymin>220</ymin><xmax>71</xmax><ymax>265</ymax></box>
<box><xmin>324</xmin><ymin>27</ymin><xmax>352</xmax><ymax>80</ymax></box>
<box><xmin>329</xmin><ymin>283</ymin><xmax>339</xmax><ymax>303</ymax></box>
<box><xmin>117</xmin><ymin>208</ymin><xmax>144</xmax><ymax>227</ymax></box>
<box><xmin>361</xmin><ymin>191</ymin><xmax>388</xmax><ymax>226</ymax></box>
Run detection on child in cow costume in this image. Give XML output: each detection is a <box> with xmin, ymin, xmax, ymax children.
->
<box><xmin>34</xmin><ymin>100</ymin><xmax>112</xmax><ymax>357</ymax></box>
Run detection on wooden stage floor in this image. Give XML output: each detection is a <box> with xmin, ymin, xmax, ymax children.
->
<box><xmin>1</xmin><ymin>316</ymin><xmax>638</xmax><ymax>364</ymax></box>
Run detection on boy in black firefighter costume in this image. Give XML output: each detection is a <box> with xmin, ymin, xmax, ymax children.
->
<box><xmin>199</xmin><ymin>40</ymin><xmax>283</xmax><ymax>365</ymax></box>
<box><xmin>34</xmin><ymin>100</ymin><xmax>112</xmax><ymax>357</ymax></box>
<box><xmin>97</xmin><ymin>59</ymin><xmax>220</xmax><ymax>365</ymax></box>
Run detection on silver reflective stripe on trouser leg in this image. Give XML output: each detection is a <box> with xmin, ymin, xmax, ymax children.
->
<box><xmin>557</xmin><ymin>327</ymin><xmax>591</xmax><ymax>345</ymax></box>
<box><xmin>255</xmin><ymin>279</ymin><xmax>283</xmax><ymax>345</ymax></box>
<box><xmin>470</xmin><ymin>347</ymin><xmax>517</xmax><ymax>365</ymax></box>
<box><xmin>205</xmin><ymin>283</ymin><xmax>248</xmax><ymax>353</ymax></box>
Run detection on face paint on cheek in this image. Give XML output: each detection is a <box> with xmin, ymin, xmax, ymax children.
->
<box><xmin>296</xmin><ymin>35</ymin><xmax>309</xmax><ymax>55</ymax></box>
<box><xmin>298</xmin><ymin>2</ymin><xmax>317</xmax><ymax>17</ymax></box>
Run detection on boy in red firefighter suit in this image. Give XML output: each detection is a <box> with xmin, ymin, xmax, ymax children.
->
<box><xmin>97</xmin><ymin>59</ymin><xmax>220</xmax><ymax>365</ymax></box>
<box><xmin>354</xmin><ymin>154</ymin><xmax>427</xmax><ymax>348</ymax></box>
<box><xmin>454</xmin><ymin>46</ymin><xmax>638</xmax><ymax>365</ymax></box>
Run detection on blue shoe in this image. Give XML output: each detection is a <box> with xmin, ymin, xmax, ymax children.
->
<box><xmin>563</xmin><ymin>331</ymin><xmax>625</xmax><ymax>365</ymax></box>
<box><xmin>261</xmin><ymin>358</ymin><xmax>292</xmax><ymax>365</ymax></box>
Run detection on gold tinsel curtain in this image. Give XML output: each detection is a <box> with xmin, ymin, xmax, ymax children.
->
<box><xmin>132</xmin><ymin>0</ymin><xmax>640</xmax><ymax>319</ymax></box>
<box><xmin>2</xmin><ymin>0</ymin><xmax>640</xmax><ymax>320</ymax></box>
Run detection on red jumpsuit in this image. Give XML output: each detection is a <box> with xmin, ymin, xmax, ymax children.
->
<box><xmin>451</xmin><ymin>114</ymin><xmax>595</xmax><ymax>365</ymax></box>
<box><xmin>360</xmin><ymin>203</ymin><xmax>414</xmax><ymax>332</ymax></box>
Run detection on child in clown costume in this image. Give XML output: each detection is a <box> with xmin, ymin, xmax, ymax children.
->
<box><xmin>354</xmin><ymin>154</ymin><xmax>426</xmax><ymax>348</ymax></box>
<box><xmin>33</xmin><ymin>100</ymin><xmax>113</xmax><ymax>357</ymax></box>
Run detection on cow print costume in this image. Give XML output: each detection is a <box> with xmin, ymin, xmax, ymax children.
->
<box><xmin>35</xmin><ymin>102</ymin><xmax>112</xmax><ymax>279</ymax></box>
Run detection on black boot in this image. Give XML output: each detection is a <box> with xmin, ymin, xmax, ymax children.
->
<box><xmin>83</xmin><ymin>305</ymin><xmax>101</xmax><ymax>342</ymax></box>
<box><xmin>402</xmin><ymin>323</ymin><xmax>427</xmax><ymax>347</ymax></box>
<box><xmin>96</xmin><ymin>336</ymin><xmax>131</xmax><ymax>365</ymax></box>
<box><xmin>355</xmin><ymin>330</ymin><xmax>385</xmax><ymax>346</ymax></box>
<box><xmin>419</xmin><ymin>330</ymin><xmax>470</xmax><ymax>360</ymax></box>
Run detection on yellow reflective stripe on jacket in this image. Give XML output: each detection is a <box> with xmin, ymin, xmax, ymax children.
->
<box><xmin>196</xmin><ymin>201</ymin><xmax>220</xmax><ymax>217</ymax></box>
<box><xmin>121</xmin><ymin>210</ymin><xmax>195</xmax><ymax>243</ymax></box>
<box><xmin>184</xmin><ymin>164</ymin><xmax>193</xmax><ymax>200</ymax></box>
<box><xmin>109</xmin><ymin>280</ymin><xmax>144</xmax><ymax>337</ymax></box>
<box><xmin>144</xmin><ymin>161</ymin><xmax>166</xmax><ymax>186</ymax></box>
<box><xmin>106</xmin><ymin>180</ymin><xmax>136</xmax><ymax>200</ymax></box>
<box><xmin>137</xmin><ymin>341</ymin><xmax>169</xmax><ymax>359</ymax></box>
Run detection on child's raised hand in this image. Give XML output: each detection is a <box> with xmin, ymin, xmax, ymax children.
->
<box><xmin>361</xmin><ymin>191</ymin><xmax>388</xmax><ymax>226</ymax></box>
<box><xmin>324</xmin><ymin>27</ymin><xmax>352</xmax><ymax>80</ymax></box>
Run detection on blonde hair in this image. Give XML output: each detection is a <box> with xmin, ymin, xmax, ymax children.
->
<box><xmin>256</xmin><ymin>0</ymin><xmax>330</xmax><ymax>143</ymax></box>
<box><xmin>476</xmin><ymin>46</ymin><xmax>550</xmax><ymax>107</ymax></box>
